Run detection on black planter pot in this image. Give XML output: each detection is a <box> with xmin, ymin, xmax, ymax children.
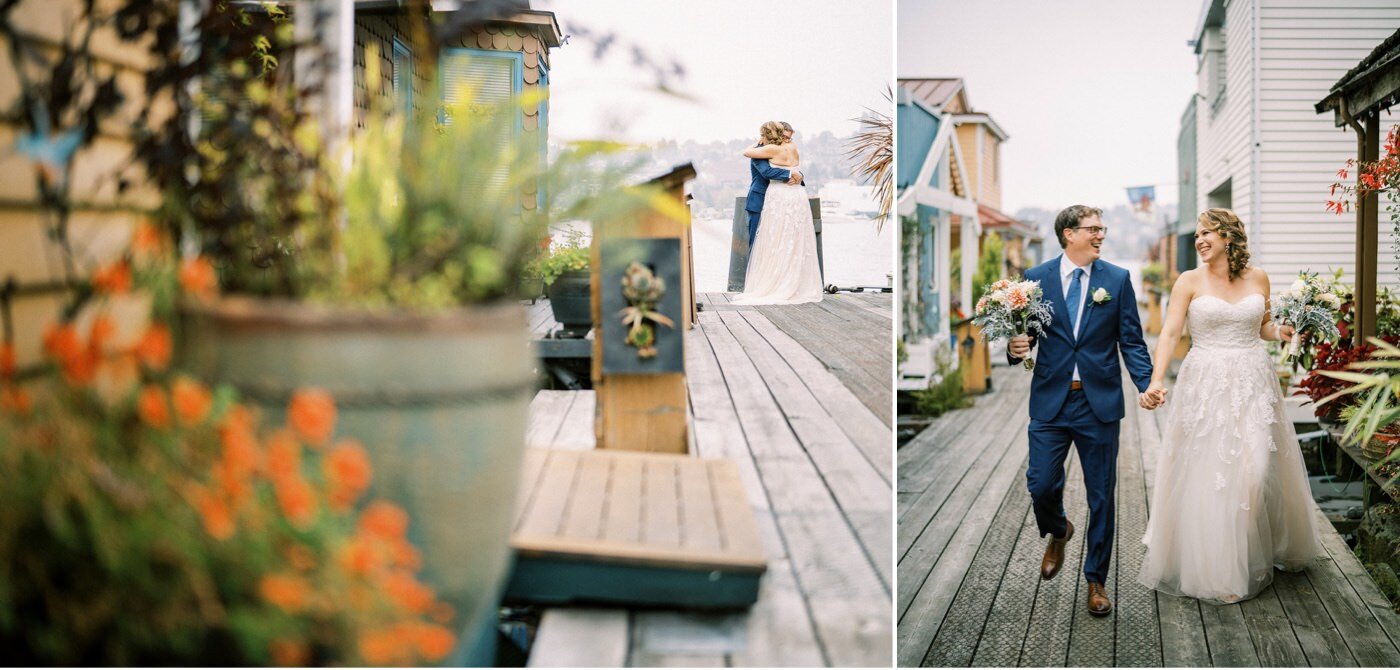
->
<box><xmin>547</xmin><ymin>270</ymin><xmax>593</xmax><ymax>337</ymax></box>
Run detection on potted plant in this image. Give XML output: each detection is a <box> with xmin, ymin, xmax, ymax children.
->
<box><xmin>1141</xmin><ymin>261</ymin><xmax>1165</xmax><ymax>294</ymax></box>
<box><xmin>123</xmin><ymin>7</ymin><xmax>663</xmax><ymax>660</ymax></box>
<box><xmin>1321</xmin><ymin>338</ymin><xmax>1400</xmax><ymax>461</ymax></box>
<box><xmin>527</xmin><ymin>230</ymin><xmax>593</xmax><ymax>337</ymax></box>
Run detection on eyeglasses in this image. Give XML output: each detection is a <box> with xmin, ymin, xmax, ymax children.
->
<box><xmin>1072</xmin><ymin>225</ymin><xmax>1109</xmax><ymax>236</ymax></box>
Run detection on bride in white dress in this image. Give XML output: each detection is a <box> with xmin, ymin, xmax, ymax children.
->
<box><xmin>1138</xmin><ymin>208</ymin><xmax>1321</xmax><ymax>604</ymax></box>
<box><xmin>732</xmin><ymin>121</ymin><xmax>823</xmax><ymax>305</ymax></box>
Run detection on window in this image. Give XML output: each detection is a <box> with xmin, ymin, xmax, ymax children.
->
<box><xmin>391</xmin><ymin>37</ymin><xmax>412</xmax><ymax>115</ymax></box>
<box><xmin>439</xmin><ymin>48</ymin><xmax>523</xmax><ymax>192</ymax></box>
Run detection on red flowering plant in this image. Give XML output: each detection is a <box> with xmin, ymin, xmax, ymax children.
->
<box><xmin>1296</xmin><ymin>335</ymin><xmax>1400</xmax><ymax>421</ymax></box>
<box><xmin>1327</xmin><ymin>124</ymin><xmax>1400</xmax><ymax>267</ymax></box>
<box><xmin>0</xmin><ymin>225</ymin><xmax>456</xmax><ymax>666</ymax></box>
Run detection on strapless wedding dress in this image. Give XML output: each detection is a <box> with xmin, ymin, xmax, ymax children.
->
<box><xmin>1137</xmin><ymin>293</ymin><xmax>1321</xmax><ymax>604</ymax></box>
<box><xmin>732</xmin><ymin>163</ymin><xmax>823</xmax><ymax>305</ymax></box>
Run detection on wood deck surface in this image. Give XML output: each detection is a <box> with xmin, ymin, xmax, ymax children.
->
<box><xmin>522</xmin><ymin>292</ymin><xmax>893</xmax><ymax>667</ymax></box>
<box><xmin>898</xmin><ymin>363</ymin><xmax>1400</xmax><ymax>668</ymax></box>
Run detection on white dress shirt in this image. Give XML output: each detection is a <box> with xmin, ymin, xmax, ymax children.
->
<box><xmin>1059</xmin><ymin>255</ymin><xmax>1092</xmax><ymax>382</ymax></box>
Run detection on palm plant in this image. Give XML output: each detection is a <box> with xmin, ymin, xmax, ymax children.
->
<box><xmin>1319</xmin><ymin>337</ymin><xmax>1400</xmax><ymax>446</ymax></box>
<box><xmin>845</xmin><ymin>87</ymin><xmax>893</xmax><ymax>232</ymax></box>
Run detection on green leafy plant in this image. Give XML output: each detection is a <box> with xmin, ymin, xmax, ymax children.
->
<box><xmin>1141</xmin><ymin>262</ymin><xmax>1164</xmax><ymax>289</ymax></box>
<box><xmin>910</xmin><ymin>350</ymin><xmax>972</xmax><ymax>418</ymax></box>
<box><xmin>526</xmin><ymin>230</ymin><xmax>592</xmax><ymax>287</ymax></box>
<box><xmin>1319</xmin><ymin>337</ymin><xmax>1400</xmax><ymax>446</ymax></box>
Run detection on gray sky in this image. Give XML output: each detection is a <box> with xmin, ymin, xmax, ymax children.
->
<box><xmin>899</xmin><ymin>0</ymin><xmax>1200</xmax><ymax>212</ymax></box>
<box><xmin>535</xmin><ymin>0</ymin><xmax>892</xmax><ymax>143</ymax></box>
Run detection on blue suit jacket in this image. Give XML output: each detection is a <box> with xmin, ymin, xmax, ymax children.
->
<box><xmin>745</xmin><ymin>157</ymin><xmax>794</xmax><ymax>216</ymax></box>
<box><xmin>1009</xmin><ymin>256</ymin><xmax>1153</xmax><ymax>423</ymax></box>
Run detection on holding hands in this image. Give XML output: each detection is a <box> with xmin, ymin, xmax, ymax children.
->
<box><xmin>1139</xmin><ymin>381</ymin><xmax>1167</xmax><ymax>410</ymax></box>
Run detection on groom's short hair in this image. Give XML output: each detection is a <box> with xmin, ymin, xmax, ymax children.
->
<box><xmin>779</xmin><ymin>121</ymin><xmax>792</xmax><ymax>133</ymax></box>
<box><xmin>1054</xmin><ymin>205</ymin><xmax>1104</xmax><ymax>247</ymax></box>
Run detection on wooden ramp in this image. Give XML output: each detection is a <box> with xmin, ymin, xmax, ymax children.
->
<box><xmin>521</xmin><ymin>292</ymin><xmax>893</xmax><ymax>667</ymax></box>
<box><xmin>898</xmin><ymin>364</ymin><xmax>1400</xmax><ymax>667</ymax></box>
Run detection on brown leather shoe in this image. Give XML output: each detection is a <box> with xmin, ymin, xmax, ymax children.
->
<box><xmin>1087</xmin><ymin>582</ymin><xmax>1113</xmax><ymax>617</ymax></box>
<box><xmin>1040</xmin><ymin>519</ymin><xmax>1074</xmax><ymax>580</ymax></box>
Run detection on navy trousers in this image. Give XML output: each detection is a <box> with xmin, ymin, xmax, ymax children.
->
<box><xmin>1026</xmin><ymin>388</ymin><xmax>1120</xmax><ymax>584</ymax></box>
<box><xmin>747</xmin><ymin>210</ymin><xmax>761</xmax><ymax>248</ymax></box>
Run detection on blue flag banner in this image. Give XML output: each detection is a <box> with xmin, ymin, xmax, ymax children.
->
<box><xmin>1126</xmin><ymin>186</ymin><xmax>1155</xmax><ymax>213</ymax></box>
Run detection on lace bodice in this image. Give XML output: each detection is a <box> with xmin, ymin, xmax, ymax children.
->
<box><xmin>1187</xmin><ymin>294</ymin><xmax>1265</xmax><ymax>350</ymax></box>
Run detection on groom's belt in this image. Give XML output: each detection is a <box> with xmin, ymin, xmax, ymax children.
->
<box><xmin>1069</xmin><ymin>380</ymin><xmax>1083</xmax><ymax>391</ymax></box>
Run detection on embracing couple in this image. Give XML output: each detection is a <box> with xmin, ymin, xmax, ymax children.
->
<box><xmin>1008</xmin><ymin>204</ymin><xmax>1321</xmax><ymax>615</ymax></box>
<box><xmin>732</xmin><ymin>121</ymin><xmax>823</xmax><ymax>305</ymax></box>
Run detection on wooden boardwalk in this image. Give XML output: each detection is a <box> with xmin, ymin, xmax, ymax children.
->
<box><xmin>523</xmin><ymin>292</ymin><xmax>893</xmax><ymax>667</ymax></box>
<box><xmin>898</xmin><ymin>363</ymin><xmax>1400</xmax><ymax>668</ymax></box>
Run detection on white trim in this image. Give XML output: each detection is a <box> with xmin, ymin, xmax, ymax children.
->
<box><xmin>951</xmin><ymin>113</ymin><xmax>1010</xmax><ymax>142</ymax></box>
<box><xmin>1250</xmin><ymin>0</ymin><xmax>1263</xmax><ymax>260</ymax></box>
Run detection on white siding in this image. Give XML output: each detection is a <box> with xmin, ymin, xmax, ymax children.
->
<box><xmin>1195</xmin><ymin>0</ymin><xmax>1256</xmax><ymax>252</ymax></box>
<box><xmin>1256</xmin><ymin>0</ymin><xmax>1400</xmax><ymax>290</ymax></box>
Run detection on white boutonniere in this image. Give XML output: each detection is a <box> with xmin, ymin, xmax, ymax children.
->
<box><xmin>1092</xmin><ymin>288</ymin><xmax>1111</xmax><ymax>304</ymax></box>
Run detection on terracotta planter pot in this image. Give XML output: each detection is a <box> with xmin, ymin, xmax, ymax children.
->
<box><xmin>546</xmin><ymin>270</ymin><xmax>592</xmax><ymax>337</ymax></box>
<box><xmin>178</xmin><ymin>296</ymin><xmax>535</xmax><ymax>663</ymax></box>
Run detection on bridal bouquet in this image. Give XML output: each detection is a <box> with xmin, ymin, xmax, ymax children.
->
<box><xmin>972</xmin><ymin>278</ymin><xmax>1054</xmax><ymax>371</ymax></box>
<box><xmin>1272</xmin><ymin>270</ymin><xmax>1342</xmax><ymax>360</ymax></box>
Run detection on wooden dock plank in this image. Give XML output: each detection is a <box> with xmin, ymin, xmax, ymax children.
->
<box><xmin>1239</xmin><ymin>586</ymin><xmax>1309</xmax><ymax>667</ymax></box>
<box><xmin>529</xmin><ymin>608</ymin><xmax>630</xmax><ymax>668</ymax></box>
<box><xmin>560</xmin><ymin>451</ymin><xmax>610</xmax><ymax>541</ymax></box>
<box><xmin>740</xmin><ymin>309</ymin><xmax>892</xmax><ymax>483</ymax></box>
<box><xmin>754</xmin><ymin>298</ymin><xmax>892</xmax><ymax>425</ymax></box>
<box><xmin>1271</xmin><ymin>569</ymin><xmax>1359</xmax><ymax>667</ymax></box>
<box><xmin>553</xmin><ymin>391</ymin><xmax>596</xmax><ymax>450</ymax></box>
<box><xmin>518</xmin><ymin>450</ymin><xmax>581</xmax><ymax>537</ymax></box>
<box><xmin>896</xmin><ymin>432</ymin><xmax>1027</xmax><ymax>666</ymax></box>
<box><xmin>527</xmin><ymin>390</ymin><xmax>575</xmax><ymax>448</ymax></box>
<box><xmin>715</xmin><ymin>309</ymin><xmax>891</xmax><ymax>586</ymax></box>
<box><xmin>923</xmin><ymin>468</ymin><xmax>1029</xmax><ymax>666</ymax></box>
<box><xmin>604</xmin><ymin>454</ymin><xmax>644</xmax><ymax>545</ymax></box>
<box><xmin>679</xmin><ymin>459</ymin><xmax>723</xmax><ymax>553</ymax></box>
<box><xmin>1018</xmin><ymin>452</ymin><xmax>1087</xmax><ymax>668</ymax></box>
<box><xmin>1305</xmin><ymin>507</ymin><xmax>1400</xmax><ymax>666</ymax></box>
<box><xmin>643</xmin><ymin>457</ymin><xmax>682</xmax><ymax>549</ymax></box>
<box><xmin>1114</xmin><ymin>394</ymin><xmax>1163</xmax><ymax>667</ymax></box>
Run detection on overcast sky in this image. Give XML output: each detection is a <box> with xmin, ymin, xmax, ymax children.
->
<box><xmin>899</xmin><ymin>0</ymin><xmax>1201</xmax><ymax>212</ymax></box>
<box><xmin>535</xmin><ymin>0</ymin><xmax>893</xmax><ymax>144</ymax></box>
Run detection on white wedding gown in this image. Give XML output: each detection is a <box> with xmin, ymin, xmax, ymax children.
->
<box><xmin>732</xmin><ymin>164</ymin><xmax>823</xmax><ymax>305</ymax></box>
<box><xmin>1138</xmin><ymin>294</ymin><xmax>1322</xmax><ymax>604</ymax></box>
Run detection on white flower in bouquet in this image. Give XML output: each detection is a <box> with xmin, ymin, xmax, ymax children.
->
<box><xmin>972</xmin><ymin>277</ymin><xmax>1054</xmax><ymax>371</ymax></box>
<box><xmin>1271</xmin><ymin>270</ymin><xmax>1342</xmax><ymax>359</ymax></box>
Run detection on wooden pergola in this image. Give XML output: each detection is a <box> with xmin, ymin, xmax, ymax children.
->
<box><xmin>1315</xmin><ymin>28</ymin><xmax>1400</xmax><ymax>346</ymax></box>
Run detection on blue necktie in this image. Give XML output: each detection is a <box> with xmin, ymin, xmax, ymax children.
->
<box><xmin>1066</xmin><ymin>268</ymin><xmax>1085</xmax><ymax>338</ymax></box>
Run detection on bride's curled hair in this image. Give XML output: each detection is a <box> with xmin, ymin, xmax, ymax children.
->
<box><xmin>1199</xmin><ymin>208</ymin><xmax>1250</xmax><ymax>279</ymax></box>
<box><xmin>760</xmin><ymin>121</ymin><xmax>787</xmax><ymax>146</ymax></box>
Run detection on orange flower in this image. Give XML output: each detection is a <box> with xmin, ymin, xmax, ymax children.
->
<box><xmin>134</xmin><ymin>324</ymin><xmax>172</xmax><ymax>370</ymax></box>
<box><xmin>172</xmin><ymin>376</ymin><xmax>213</xmax><ymax>426</ymax></box>
<box><xmin>274</xmin><ymin>475</ymin><xmax>318</xmax><ymax>528</ymax></box>
<box><xmin>384</xmin><ymin>570</ymin><xmax>435</xmax><ymax>613</ymax></box>
<box><xmin>212</xmin><ymin>459</ymin><xmax>251</xmax><ymax>506</ymax></box>
<box><xmin>358</xmin><ymin>500</ymin><xmax>409</xmax><ymax>540</ymax></box>
<box><xmin>258</xmin><ymin>573</ymin><xmax>311</xmax><ymax>613</ymax></box>
<box><xmin>0</xmin><ymin>342</ymin><xmax>16</xmax><ymax>379</ymax></box>
<box><xmin>91</xmin><ymin>261</ymin><xmax>132</xmax><ymax>295</ymax></box>
<box><xmin>340</xmin><ymin>535</ymin><xmax>382</xmax><ymax>576</ymax></box>
<box><xmin>138</xmin><ymin>385</ymin><xmax>171</xmax><ymax>428</ymax></box>
<box><xmin>43</xmin><ymin>324</ymin><xmax>82</xmax><ymax>363</ymax></box>
<box><xmin>60</xmin><ymin>350</ymin><xmax>99</xmax><ymax>387</ymax></box>
<box><xmin>288</xmin><ymin>389</ymin><xmax>336</xmax><ymax>446</ymax></box>
<box><xmin>130</xmin><ymin>221</ymin><xmax>165</xmax><ymax>258</ymax></box>
<box><xmin>265</xmin><ymin>429</ymin><xmax>302</xmax><ymax>482</ymax></box>
<box><xmin>88</xmin><ymin>315</ymin><xmax>117</xmax><ymax>355</ymax></box>
<box><xmin>179</xmin><ymin>256</ymin><xmax>217</xmax><ymax>300</ymax></box>
<box><xmin>196</xmin><ymin>488</ymin><xmax>235</xmax><ymax>540</ymax></box>
<box><xmin>219</xmin><ymin>420</ymin><xmax>261</xmax><ymax>477</ymax></box>
<box><xmin>358</xmin><ymin>628</ymin><xmax>407</xmax><ymax>666</ymax></box>
<box><xmin>268</xmin><ymin>638</ymin><xmax>310</xmax><ymax>667</ymax></box>
<box><xmin>324</xmin><ymin>439</ymin><xmax>372</xmax><ymax>511</ymax></box>
<box><xmin>390</xmin><ymin>538</ymin><xmax>422</xmax><ymax>571</ymax></box>
<box><xmin>0</xmin><ymin>385</ymin><xmax>32</xmax><ymax>416</ymax></box>
<box><xmin>413</xmin><ymin>623</ymin><xmax>456</xmax><ymax>662</ymax></box>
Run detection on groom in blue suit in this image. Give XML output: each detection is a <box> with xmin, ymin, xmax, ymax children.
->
<box><xmin>1008</xmin><ymin>204</ymin><xmax>1154</xmax><ymax>617</ymax></box>
<box><xmin>744</xmin><ymin>123</ymin><xmax>803</xmax><ymax>247</ymax></box>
